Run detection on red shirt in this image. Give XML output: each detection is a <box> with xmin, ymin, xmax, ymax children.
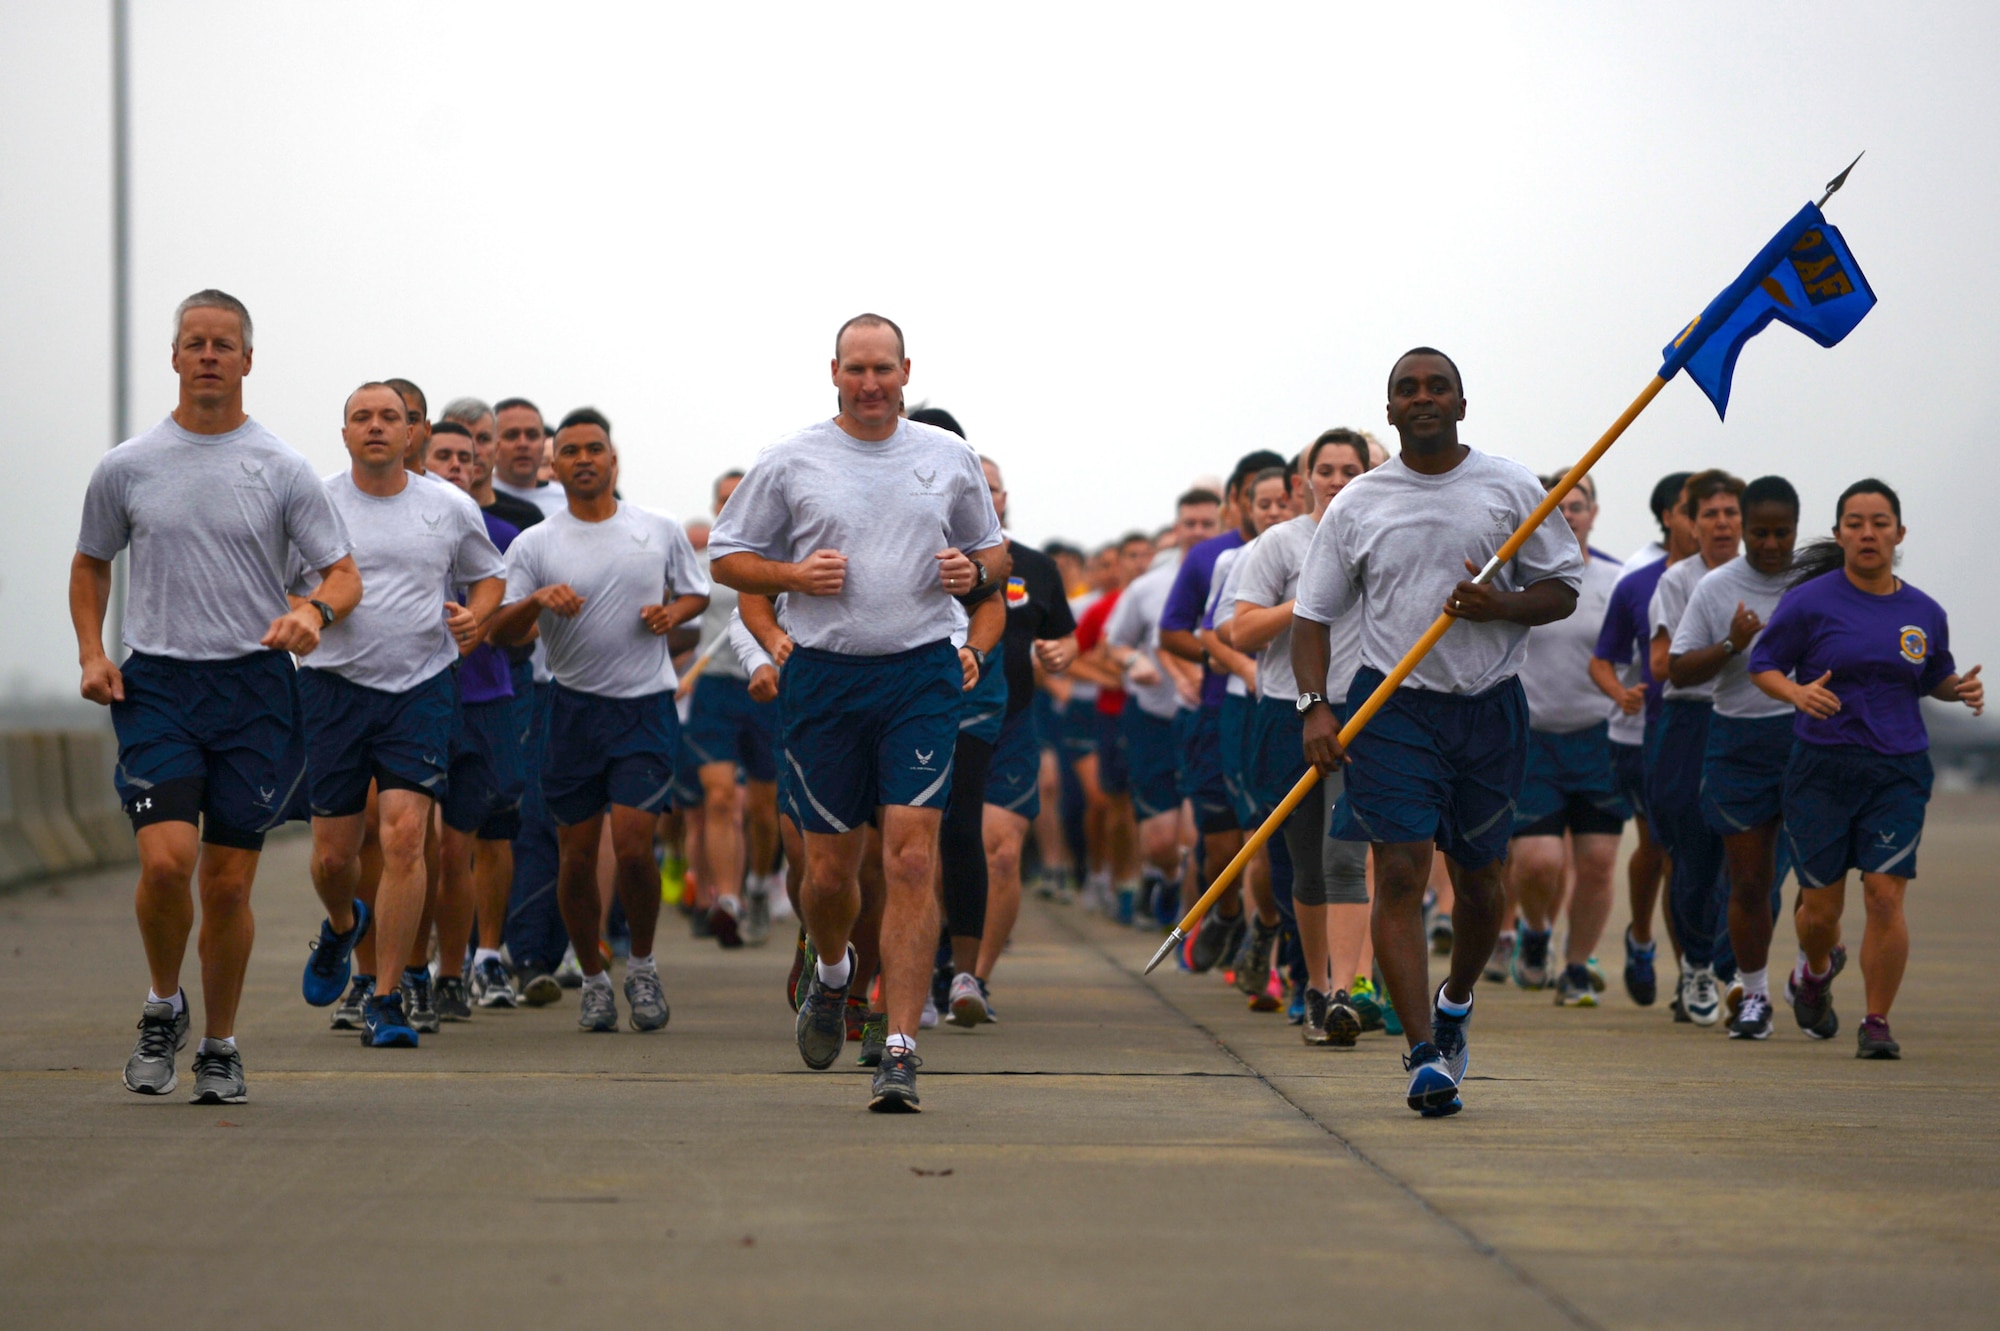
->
<box><xmin>1074</xmin><ymin>589</ymin><xmax>1126</xmax><ymax>716</ymax></box>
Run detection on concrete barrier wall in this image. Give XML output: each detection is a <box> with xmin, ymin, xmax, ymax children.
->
<box><xmin>62</xmin><ymin>731</ymin><xmax>136</xmax><ymax>867</ymax></box>
<box><xmin>0</xmin><ymin>729</ymin><xmax>137</xmax><ymax>888</ymax></box>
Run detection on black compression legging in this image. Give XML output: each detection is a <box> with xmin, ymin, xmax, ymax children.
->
<box><xmin>939</xmin><ymin>732</ymin><xmax>994</xmax><ymax>940</ymax></box>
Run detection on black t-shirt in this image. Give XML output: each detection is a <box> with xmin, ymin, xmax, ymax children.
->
<box><xmin>999</xmin><ymin>539</ymin><xmax>1077</xmax><ymax>716</ymax></box>
<box><xmin>483</xmin><ymin>490</ymin><xmax>545</xmax><ymax>532</ymax></box>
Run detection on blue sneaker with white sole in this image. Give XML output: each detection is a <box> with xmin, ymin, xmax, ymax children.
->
<box><xmin>303</xmin><ymin>899</ymin><xmax>371</xmax><ymax>1008</ymax></box>
<box><xmin>362</xmin><ymin>989</ymin><xmax>419</xmax><ymax>1048</ymax></box>
<box><xmin>1403</xmin><ymin>1041</ymin><xmax>1461</xmax><ymax>1116</ymax></box>
<box><xmin>1430</xmin><ymin>984</ymin><xmax>1472</xmax><ymax>1086</ymax></box>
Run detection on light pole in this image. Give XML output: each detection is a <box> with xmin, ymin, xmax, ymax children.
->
<box><xmin>107</xmin><ymin>0</ymin><xmax>130</xmax><ymax>659</ymax></box>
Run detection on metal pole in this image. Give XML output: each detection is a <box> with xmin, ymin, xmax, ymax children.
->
<box><xmin>107</xmin><ymin>0</ymin><xmax>130</xmax><ymax>660</ymax></box>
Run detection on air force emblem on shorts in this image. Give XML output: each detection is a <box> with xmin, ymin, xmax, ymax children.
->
<box><xmin>914</xmin><ymin>748</ymin><xmax>937</xmax><ymax>771</ymax></box>
<box><xmin>1899</xmin><ymin>625</ymin><xmax>1928</xmax><ymax>664</ymax></box>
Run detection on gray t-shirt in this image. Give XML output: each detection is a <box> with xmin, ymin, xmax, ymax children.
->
<box><xmin>503</xmin><ymin>503</ymin><xmax>710</xmax><ymax>698</ymax></box>
<box><xmin>1295</xmin><ymin>449</ymin><xmax>1584</xmax><ymax>695</ymax></box>
<box><xmin>77</xmin><ymin>415</ymin><xmax>350</xmax><ymax>661</ymax></box>
<box><xmin>692</xmin><ymin>552</ymin><xmax>747</xmax><ymax>680</ymax></box>
<box><xmin>291</xmin><ymin>471</ymin><xmax>503</xmax><ymax>693</ymax></box>
<box><xmin>1233</xmin><ymin>514</ymin><xmax>1334</xmax><ymax>704</ymax></box>
<box><xmin>706</xmin><ymin>418</ymin><xmax>1003</xmax><ymax>656</ymax></box>
<box><xmin>1650</xmin><ymin>555</ymin><xmax>1722</xmax><ymax>702</ymax></box>
<box><xmin>1105</xmin><ymin>560</ymin><xmax>1182</xmax><ymax>720</ymax></box>
<box><xmin>1519</xmin><ymin>550</ymin><xmax>1621</xmax><ymax>733</ymax></box>
<box><xmin>495</xmin><ymin>478</ymin><xmax>567</xmax><ymax>518</ymax></box>
<box><xmin>1206</xmin><ymin>545</ymin><xmax>1251</xmax><ymax>700</ymax></box>
<box><xmin>1671</xmin><ymin>554</ymin><xmax>1793</xmax><ymax>719</ymax></box>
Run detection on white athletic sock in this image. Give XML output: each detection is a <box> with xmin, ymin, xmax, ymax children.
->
<box><xmin>716</xmin><ymin>894</ymin><xmax>741</xmax><ymax>917</ymax></box>
<box><xmin>885</xmin><ymin>1032</ymin><xmax>916</xmax><ymax>1055</ymax></box>
<box><xmin>1437</xmin><ymin>989</ymin><xmax>1472</xmax><ymax>1018</ymax></box>
<box><xmin>815</xmin><ymin>951</ymin><xmax>853</xmax><ymax>989</ymax></box>
<box><xmin>627</xmin><ymin>954</ymin><xmax>657</xmax><ymax>975</ymax></box>
<box><xmin>1741</xmin><ymin>966</ymin><xmax>1769</xmax><ymax>999</ymax></box>
<box><xmin>199</xmin><ymin>1035</ymin><xmax>235</xmax><ymax>1053</ymax></box>
<box><xmin>148</xmin><ymin>988</ymin><xmax>184</xmax><ymax>1014</ymax></box>
<box><xmin>582</xmin><ymin>971</ymin><xmax>613</xmax><ymax>993</ymax></box>
<box><xmin>474</xmin><ymin>947</ymin><xmax>502</xmax><ymax>966</ymax></box>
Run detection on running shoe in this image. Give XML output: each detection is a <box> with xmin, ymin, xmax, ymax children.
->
<box><xmin>1783</xmin><ymin>944</ymin><xmax>1849</xmax><ymax>1003</ymax></box>
<box><xmin>1349</xmin><ymin>977</ymin><xmax>1386</xmax><ymax>1033</ymax></box>
<box><xmin>1585</xmin><ymin>957</ymin><xmax>1607</xmax><ymax>993</ymax></box>
<box><xmin>977</xmin><ymin>978</ymin><xmax>999</xmax><ymax>1023</ymax></box>
<box><xmin>1855</xmin><ymin>1014</ymin><xmax>1900</xmax><ymax>1059</ymax></box>
<box><xmin>1114</xmin><ymin>886</ymin><xmax>1136</xmax><ymax>926</ymax></box>
<box><xmin>920</xmin><ymin>994</ymin><xmax>939</xmax><ymax>1029</ymax></box>
<box><xmin>625</xmin><ymin>967</ymin><xmax>670</xmax><ymax>1032</ymax></box>
<box><xmin>742</xmin><ymin>888</ymin><xmax>772</xmax><ymax>947</ymax></box>
<box><xmin>1554</xmin><ymin>963</ymin><xmax>1597</xmax><ymax>1008</ymax></box>
<box><xmin>331</xmin><ymin>974</ymin><xmax>375</xmax><ymax>1030</ymax></box>
<box><xmin>1623</xmin><ymin>929</ymin><xmax>1658</xmax><ymax>1006</ymax></box>
<box><xmin>1427</xmin><ymin>912</ymin><xmax>1454</xmax><ymax>957</ymax></box>
<box><xmin>1728</xmin><ymin>992</ymin><xmax>1773</xmax><ymax>1040</ymax></box>
<box><xmin>1382</xmin><ymin>999</ymin><xmax>1402</xmax><ymax>1038</ymax></box>
<box><xmin>1790</xmin><ymin>964</ymin><xmax>1839</xmax><ymax>1040</ymax></box>
<box><xmin>1403</xmin><ymin>1041</ymin><xmax>1461</xmax><ymax>1117</ymax></box>
<box><xmin>1430</xmin><ymin>985</ymin><xmax>1472</xmax><ymax>1087</ymax></box>
<box><xmin>1189</xmin><ymin>907</ymin><xmax>1241</xmax><ymax>974</ymax></box>
<box><xmin>123</xmin><ymin>997</ymin><xmax>189</xmax><ymax>1096</ymax></box>
<box><xmin>1152</xmin><ymin>881</ymin><xmax>1181</xmax><ymax>931</ymax></box>
<box><xmin>363</xmin><ymin>990</ymin><xmax>419</xmax><ymax>1048</ymax></box>
<box><xmin>578</xmin><ymin>981</ymin><xmax>619</xmax><ymax>1032</ymax></box>
<box><xmin>1483</xmin><ymin>930</ymin><xmax>1515</xmax><ymax>983</ymax></box>
<box><xmin>302</xmin><ymin>899</ymin><xmax>372</xmax><ymax>1007</ymax></box>
<box><xmin>869</xmin><ymin>1047</ymin><xmax>922</xmax><ymax>1112</ymax></box>
<box><xmin>1286</xmin><ymin>983</ymin><xmax>1307</xmax><ymax>1026</ymax></box>
<box><xmin>1684</xmin><ymin>966</ymin><xmax>1721</xmax><ymax>1026</ymax></box>
<box><xmin>1511</xmin><ymin>928</ymin><xmax>1552</xmax><ymax>990</ymax></box>
<box><xmin>401</xmin><ymin>969</ymin><xmax>441</xmax><ymax>1034</ymax></box>
<box><xmin>947</xmin><ymin>972</ymin><xmax>990</xmax><ymax>1027</ymax></box>
<box><xmin>856</xmin><ymin>1012</ymin><xmax>889</xmax><ymax>1067</ymax></box>
<box><xmin>846</xmin><ymin>996</ymin><xmax>870</xmax><ymax>1042</ymax></box>
<box><xmin>1723</xmin><ymin>976</ymin><xmax>1745</xmax><ymax>1023</ymax></box>
<box><xmin>795</xmin><ymin>945</ymin><xmax>854</xmax><ymax>1070</ymax></box>
<box><xmin>519</xmin><ymin>967</ymin><xmax>563</xmax><ymax>1007</ymax></box>
<box><xmin>788</xmin><ymin>933</ymin><xmax>814</xmax><ymax>1012</ymax></box>
<box><xmin>188</xmin><ymin>1043</ymin><xmax>247</xmax><ymax>1104</ymax></box>
<box><xmin>1233</xmin><ymin>918</ymin><xmax>1280</xmax><ymax>998</ymax></box>
<box><xmin>1325</xmin><ymin>990</ymin><xmax>1361</xmax><ymax>1047</ymax></box>
<box><xmin>471</xmin><ymin>956</ymin><xmax>518</xmax><ymax>1008</ymax></box>
<box><xmin>434</xmin><ymin>975</ymin><xmax>473</xmax><ymax>1022</ymax></box>
<box><xmin>554</xmin><ymin>945</ymin><xmax>585</xmax><ymax>988</ymax></box>
<box><xmin>708</xmin><ymin>899</ymin><xmax>744</xmax><ymax>949</ymax></box>
<box><xmin>1302</xmin><ymin>988</ymin><xmax>1331</xmax><ymax>1045</ymax></box>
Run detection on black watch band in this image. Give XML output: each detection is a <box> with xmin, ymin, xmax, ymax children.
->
<box><xmin>310</xmin><ymin>599</ymin><xmax>336</xmax><ymax>628</ymax></box>
<box><xmin>973</xmin><ymin>560</ymin><xmax>990</xmax><ymax>587</ymax></box>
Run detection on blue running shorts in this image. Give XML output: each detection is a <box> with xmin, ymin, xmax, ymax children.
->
<box><xmin>685</xmin><ymin>673</ymin><xmax>778</xmax><ymax>783</ymax></box>
<box><xmin>780</xmin><ymin>641</ymin><xmax>962</xmax><ymax>835</ymax></box>
<box><xmin>443</xmin><ymin>696</ymin><xmax>526</xmax><ymax>839</ymax></box>
<box><xmin>957</xmin><ymin>655</ymin><xmax>1007</xmax><ymax>745</ymax></box>
<box><xmin>1220</xmin><ymin>692</ymin><xmax>1260</xmax><ymax>828</ymax></box>
<box><xmin>298</xmin><ymin>665</ymin><xmax>455</xmax><ymax>819</ymax></box>
<box><xmin>985</xmin><ymin>705</ymin><xmax>1042</xmax><ymax>819</ymax></box>
<box><xmin>1611</xmin><ymin>738</ymin><xmax>1649</xmax><ymax>826</ymax></box>
<box><xmin>1247</xmin><ymin>695</ymin><xmax>1309</xmax><ymax>821</ymax></box>
<box><xmin>1329</xmin><ymin>665</ymin><xmax>1529</xmax><ymax>870</ymax></box>
<box><xmin>1122</xmin><ymin>707</ymin><xmax>1180</xmax><ymax>823</ymax></box>
<box><xmin>1095</xmin><ymin>707</ymin><xmax>1130</xmax><ymax>795</ymax></box>
<box><xmin>1782</xmin><ymin>741</ymin><xmax>1933</xmax><ymax>887</ymax></box>
<box><xmin>1700</xmin><ymin>712</ymin><xmax>1793</xmax><ymax>836</ymax></box>
<box><xmin>1512</xmin><ymin>722</ymin><xmax>1629</xmax><ymax>837</ymax></box>
<box><xmin>542</xmin><ymin>684</ymin><xmax>679</xmax><ymax>826</ymax></box>
<box><xmin>111</xmin><ymin>649</ymin><xmax>307</xmax><ymax>850</ymax></box>
<box><xmin>1174</xmin><ymin>705</ymin><xmax>1237</xmax><ymax>834</ymax></box>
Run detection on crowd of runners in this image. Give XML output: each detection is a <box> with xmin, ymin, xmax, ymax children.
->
<box><xmin>71</xmin><ymin>290</ymin><xmax>1982</xmax><ymax>1115</ymax></box>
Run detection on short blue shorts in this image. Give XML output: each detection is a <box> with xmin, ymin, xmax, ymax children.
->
<box><xmin>780</xmin><ymin>641</ymin><xmax>961</xmax><ymax>835</ymax></box>
<box><xmin>1122</xmin><ymin>707</ymin><xmax>1180</xmax><ymax>822</ymax></box>
<box><xmin>1783</xmin><ymin>741</ymin><xmax>1933</xmax><ymax>887</ymax></box>
<box><xmin>1095</xmin><ymin>707</ymin><xmax>1130</xmax><ymax>795</ymax></box>
<box><xmin>1056</xmin><ymin>696</ymin><xmax>1097</xmax><ymax>760</ymax></box>
<box><xmin>1174</xmin><ymin>705</ymin><xmax>1237</xmax><ymax>833</ymax></box>
<box><xmin>986</xmin><ymin>705</ymin><xmax>1042</xmax><ymax>819</ymax></box>
<box><xmin>542</xmin><ymin>684</ymin><xmax>679</xmax><ymax>826</ymax></box>
<box><xmin>1329</xmin><ymin>666</ymin><xmax>1529</xmax><ymax>870</ymax></box>
<box><xmin>957</xmin><ymin>655</ymin><xmax>1007</xmax><ymax>745</ymax></box>
<box><xmin>444</xmin><ymin>696</ymin><xmax>525</xmax><ymax>839</ymax></box>
<box><xmin>1032</xmin><ymin>690</ymin><xmax>1060</xmax><ymax>755</ymax></box>
<box><xmin>1513</xmin><ymin>722</ymin><xmax>1629</xmax><ymax>836</ymax></box>
<box><xmin>686</xmin><ymin>672</ymin><xmax>778</xmax><ymax>783</ymax></box>
<box><xmin>1700</xmin><ymin>712</ymin><xmax>1793</xmax><ymax>836</ymax></box>
<box><xmin>1610</xmin><ymin>739</ymin><xmax>1649</xmax><ymax>826</ymax></box>
<box><xmin>111</xmin><ymin>649</ymin><xmax>307</xmax><ymax>850</ymax></box>
<box><xmin>1220</xmin><ymin>692</ymin><xmax>1260</xmax><ymax>828</ymax></box>
<box><xmin>1247</xmin><ymin>695</ymin><xmax>1309</xmax><ymax>819</ymax></box>
<box><xmin>298</xmin><ymin>665</ymin><xmax>455</xmax><ymax>819</ymax></box>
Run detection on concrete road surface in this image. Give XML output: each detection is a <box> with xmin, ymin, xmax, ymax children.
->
<box><xmin>3</xmin><ymin>794</ymin><xmax>1996</xmax><ymax>1329</ymax></box>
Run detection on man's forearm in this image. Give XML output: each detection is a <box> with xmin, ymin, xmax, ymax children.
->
<box><xmin>69</xmin><ymin>554</ymin><xmax>112</xmax><ymax>662</ymax></box>
<box><xmin>969</xmin><ymin>595</ymin><xmax>1005</xmax><ymax>654</ymax></box>
<box><xmin>1668</xmin><ymin>643</ymin><xmax>1731</xmax><ymax>689</ymax></box>
<box><xmin>1502</xmin><ymin>580</ymin><xmax>1578</xmax><ymax>628</ymax></box>
<box><xmin>1290</xmin><ymin>617</ymin><xmax>1331</xmax><ymax>697</ymax></box>
<box><xmin>315</xmin><ymin>557</ymin><xmax>363</xmax><ymax>618</ymax></box>
<box><xmin>467</xmin><ymin>578</ymin><xmax>505</xmax><ymax>624</ymax></box>
<box><xmin>711</xmin><ymin>551</ymin><xmax>797</xmax><ymax>596</ymax></box>
<box><xmin>1231</xmin><ymin>601</ymin><xmax>1293</xmax><ymax>653</ymax></box>
<box><xmin>1157</xmin><ymin>628</ymin><xmax>1204</xmax><ymax>664</ymax></box>
<box><xmin>972</xmin><ymin>543</ymin><xmax>1012</xmax><ymax>588</ymax></box>
<box><xmin>487</xmin><ymin>598</ymin><xmax>542</xmax><ymax>647</ymax></box>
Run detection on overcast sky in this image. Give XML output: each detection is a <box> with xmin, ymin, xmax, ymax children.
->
<box><xmin>3</xmin><ymin>2</ymin><xmax>1995</xmax><ymax>702</ymax></box>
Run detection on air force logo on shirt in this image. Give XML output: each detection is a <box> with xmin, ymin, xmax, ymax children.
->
<box><xmin>1899</xmin><ymin>625</ymin><xmax>1928</xmax><ymax>664</ymax></box>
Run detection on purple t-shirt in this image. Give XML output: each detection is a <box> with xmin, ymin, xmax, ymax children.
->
<box><xmin>1748</xmin><ymin>570</ymin><xmax>1953</xmax><ymax>756</ymax></box>
<box><xmin>1593</xmin><ymin>556</ymin><xmax>1669</xmax><ymax>731</ymax></box>
<box><xmin>457</xmin><ymin>511</ymin><xmax>521</xmax><ymax>705</ymax></box>
<box><xmin>1160</xmin><ymin>529</ymin><xmax>1245</xmax><ymax>709</ymax></box>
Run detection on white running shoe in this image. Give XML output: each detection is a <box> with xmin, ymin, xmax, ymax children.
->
<box><xmin>946</xmin><ymin>972</ymin><xmax>990</xmax><ymax>1027</ymax></box>
<box><xmin>1685</xmin><ymin>965</ymin><xmax>1722</xmax><ymax>1026</ymax></box>
<box><xmin>919</xmin><ymin>993</ymin><xmax>939</xmax><ymax>1029</ymax></box>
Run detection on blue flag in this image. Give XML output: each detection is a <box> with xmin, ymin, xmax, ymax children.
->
<box><xmin>1659</xmin><ymin>202</ymin><xmax>1876</xmax><ymax>419</ymax></box>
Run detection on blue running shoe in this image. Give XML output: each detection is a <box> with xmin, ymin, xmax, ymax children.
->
<box><xmin>1152</xmin><ymin>882</ymin><xmax>1180</xmax><ymax>930</ymax></box>
<box><xmin>303</xmin><ymin>899</ymin><xmax>371</xmax><ymax>1008</ymax></box>
<box><xmin>1430</xmin><ymin>985</ymin><xmax>1472</xmax><ymax>1086</ymax></box>
<box><xmin>1115</xmin><ymin>887</ymin><xmax>1136</xmax><ymax>926</ymax></box>
<box><xmin>1623</xmin><ymin>927</ymin><xmax>1657</xmax><ymax>1006</ymax></box>
<box><xmin>362</xmin><ymin>990</ymin><xmax>419</xmax><ymax>1048</ymax></box>
<box><xmin>1403</xmin><ymin>1041</ymin><xmax>1460</xmax><ymax>1115</ymax></box>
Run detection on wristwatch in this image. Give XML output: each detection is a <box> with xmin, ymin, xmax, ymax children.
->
<box><xmin>1723</xmin><ymin>640</ymin><xmax>1742</xmax><ymax>656</ymax></box>
<box><xmin>972</xmin><ymin>561</ymin><xmax>990</xmax><ymax>588</ymax></box>
<box><xmin>1296</xmin><ymin>691</ymin><xmax>1328</xmax><ymax>715</ymax></box>
<box><xmin>309</xmin><ymin>599</ymin><xmax>336</xmax><ymax>628</ymax></box>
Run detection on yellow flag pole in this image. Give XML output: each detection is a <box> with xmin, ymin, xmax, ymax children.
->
<box><xmin>674</xmin><ymin>632</ymin><xmax>729</xmax><ymax>702</ymax></box>
<box><xmin>1143</xmin><ymin>373</ymin><xmax>1671</xmax><ymax>975</ymax></box>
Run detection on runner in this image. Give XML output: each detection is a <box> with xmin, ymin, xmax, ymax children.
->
<box><xmin>1750</xmin><ymin>479</ymin><xmax>1982</xmax><ymax>1057</ymax></box>
<box><xmin>493</xmin><ymin>397</ymin><xmax>567</xmax><ymax>518</ymax></box>
<box><xmin>1670</xmin><ymin>475</ymin><xmax>1800</xmax><ymax>1039</ymax></box>
<box><xmin>707</xmin><ymin>314</ymin><xmax>1007</xmax><ymax>1111</ymax></box>
<box><xmin>295</xmin><ymin>383</ymin><xmax>506</xmax><ymax>1047</ymax></box>
<box><xmin>1507</xmin><ymin>474</ymin><xmax>1627</xmax><ymax>1006</ymax></box>
<box><xmin>426</xmin><ymin>428</ymin><xmax>531</xmax><ymax>1010</ymax></box>
<box><xmin>1232</xmin><ymin>430</ymin><xmax>1373</xmax><ymax>1045</ymax></box>
<box><xmin>1648</xmin><ymin>469</ymin><xmax>1744</xmax><ymax>1025</ymax></box>
<box><xmin>1588</xmin><ymin>471</ymin><xmax>1694</xmax><ymax>1006</ymax></box>
<box><xmin>73</xmin><ymin>290</ymin><xmax>357</xmax><ymax>1101</ymax></box>
<box><xmin>1294</xmin><ymin>348</ymin><xmax>1583</xmax><ymax>1117</ymax></box>
<box><xmin>1069</xmin><ymin>536</ymin><xmax>1152</xmax><ymax>918</ymax></box>
<box><xmin>486</xmin><ymin>408</ymin><xmax>709</xmax><ymax>1034</ymax></box>
<box><xmin>438</xmin><ymin>414</ymin><xmax>543</xmax><ymax>534</ymax></box>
